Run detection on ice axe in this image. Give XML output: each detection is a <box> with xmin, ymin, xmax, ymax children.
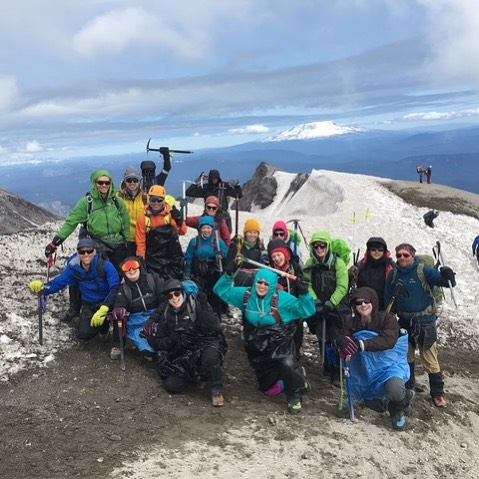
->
<box><xmin>386</xmin><ymin>280</ymin><xmax>408</xmax><ymax>314</ymax></box>
<box><xmin>239</xmin><ymin>256</ymin><xmax>300</xmax><ymax>281</ymax></box>
<box><xmin>146</xmin><ymin>139</ymin><xmax>193</xmax><ymax>156</ymax></box>
<box><xmin>434</xmin><ymin>241</ymin><xmax>458</xmax><ymax>309</ymax></box>
<box><xmin>286</xmin><ymin>219</ymin><xmax>309</xmax><ymax>246</ymax></box>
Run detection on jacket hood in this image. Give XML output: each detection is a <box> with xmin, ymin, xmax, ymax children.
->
<box><xmin>90</xmin><ymin>169</ymin><xmax>116</xmax><ymax>197</ymax></box>
<box><xmin>198</xmin><ymin>216</ymin><xmax>215</xmax><ymax>228</ymax></box>
<box><xmin>272</xmin><ymin>220</ymin><xmax>289</xmax><ymax>240</ymax></box>
<box><xmin>308</xmin><ymin>231</ymin><xmax>332</xmax><ymax>263</ymax></box>
<box><xmin>351</xmin><ymin>286</ymin><xmax>380</xmax><ymax>314</ymax></box>
<box><xmin>208</xmin><ymin>169</ymin><xmax>221</xmax><ymax>182</ymax></box>
<box><xmin>251</xmin><ymin>269</ymin><xmax>278</xmax><ymax>302</ymax></box>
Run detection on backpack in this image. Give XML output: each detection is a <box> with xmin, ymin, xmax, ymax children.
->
<box><xmin>242</xmin><ymin>289</ymin><xmax>281</xmax><ymax>323</ymax></box>
<box><xmin>391</xmin><ymin>254</ymin><xmax>443</xmax><ymax>314</ymax></box>
<box><xmin>84</xmin><ymin>192</ymin><xmax>125</xmax><ymax>238</ymax></box>
<box><xmin>121</xmin><ymin>273</ymin><xmax>157</xmax><ymax>305</ymax></box>
<box><xmin>330</xmin><ymin>238</ymin><xmax>351</xmax><ymax>267</ymax></box>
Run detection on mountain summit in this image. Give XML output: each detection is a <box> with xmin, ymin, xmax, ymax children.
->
<box><xmin>262</xmin><ymin>121</ymin><xmax>365</xmax><ymax>142</ymax></box>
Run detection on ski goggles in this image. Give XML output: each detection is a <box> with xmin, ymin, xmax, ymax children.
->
<box><xmin>167</xmin><ymin>291</ymin><xmax>183</xmax><ymax>300</ymax></box>
<box><xmin>312</xmin><ymin>242</ymin><xmax>327</xmax><ymax>250</ymax></box>
<box><xmin>354</xmin><ymin>299</ymin><xmax>372</xmax><ymax>306</ymax></box>
<box><xmin>121</xmin><ymin>259</ymin><xmax>140</xmax><ymax>272</ymax></box>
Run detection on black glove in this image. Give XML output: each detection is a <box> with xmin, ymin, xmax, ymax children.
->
<box><xmin>159</xmin><ymin>147</ymin><xmax>171</xmax><ymax>171</ymax></box>
<box><xmin>336</xmin><ymin>335</ymin><xmax>361</xmax><ymax>359</ymax></box>
<box><xmin>45</xmin><ymin>235</ymin><xmax>62</xmax><ymax>258</ymax></box>
<box><xmin>224</xmin><ymin>260</ymin><xmax>240</xmax><ymax>276</ymax></box>
<box><xmin>170</xmin><ymin>207</ymin><xmax>183</xmax><ymax>226</ymax></box>
<box><xmin>296</xmin><ymin>278</ymin><xmax>310</xmax><ymax>295</ymax></box>
<box><xmin>140</xmin><ymin>317</ymin><xmax>157</xmax><ymax>338</ymax></box>
<box><xmin>317</xmin><ymin>300</ymin><xmax>334</xmax><ymax>316</ymax></box>
<box><xmin>440</xmin><ymin>266</ymin><xmax>455</xmax><ymax>281</ymax></box>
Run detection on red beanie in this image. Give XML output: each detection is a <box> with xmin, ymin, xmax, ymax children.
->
<box><xmin>395</xmin><ymin>243</ymin><xmax>416</xmax><ymax>257</ymax></box>
<box><xmin>270</xmin><ymin>246</ymin><xmax>291</xmax><ymax>263</ymax></box>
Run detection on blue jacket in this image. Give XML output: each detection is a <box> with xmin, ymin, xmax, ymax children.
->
<box><xmin>383</xmin><ymin>257</ymin><xmax>450</xmax><ymax>323</ymax></box>
<box><xmin>473</xmin><ymin>235</ymin><xmax>479</xmax><ymax>255</ymax></box>
<box><xmin>44</xmin><ymin>253</ymin><xmax>120</xmax><ymax>307</ymax></box>
<box><xmin>185</xmin><ymin>231</ymin><xmax>227</xmax><ymax>270</ymax></box>
<box><xmin>349</xmin><ymin>330</ymin><xmax>410</xmax><ymax>401</ymax></box>
<box><xmin>213</xmin><ymin>269</ymin><xmax>315</xmax><ymax>326</ymax></box>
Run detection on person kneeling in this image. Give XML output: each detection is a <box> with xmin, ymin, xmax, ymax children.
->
<box><xmin>336</xmin><ymin>287</ymin><xmax>414</xmax><ymax>431</ymax></box>
<box><xmin>143</xmin><ymin>279</ymin><xmax>227</xmax><ymax>407</ymax></box>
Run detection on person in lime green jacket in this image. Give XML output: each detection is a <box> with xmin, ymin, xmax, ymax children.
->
<box><xmin>44</xmin><ymin>170</ymin><xmax>130</xmax><ymax>321</ymax></box>
<box><xmin>303</xmin><ymin>231</ymin><xmax>351</xmax><ymax>384</ymax></box>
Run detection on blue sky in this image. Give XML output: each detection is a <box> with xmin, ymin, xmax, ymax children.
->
<box><xmin>1</xmin><ymin>0</ymin><xmax>479</xmax><ymax>163</ymax></box>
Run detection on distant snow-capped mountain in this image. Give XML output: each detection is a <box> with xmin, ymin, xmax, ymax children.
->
<box><xmin>262</xmin><ymin>121</ymin><xmax>366</xmax><ymax>142</ymax></box>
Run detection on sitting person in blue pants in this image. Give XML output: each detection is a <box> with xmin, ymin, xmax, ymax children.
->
<box><xmin>111</xmin><ymin>257</ymin><xmax>165</xmax><ymax>360</ymax></box>
<box><xmin>336</xmin><ymin>287</ymin><xmax>414</xmax><ymax>431</ymax></box>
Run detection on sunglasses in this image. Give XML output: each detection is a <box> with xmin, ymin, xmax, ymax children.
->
<box><xmin>256</xmin><ymin>280</ymin><xmax>269</xmax><ymax>286</ymax></box>
<box><xmin>396</xmin><ymin>253</ymin><xmax>411</xmax><ymax>258</ymax></box>
<box><xmin>354</xmin><ymin>299</ymin><xmax>372</xmax><ymax>306</ymax></box>
<box><xmin>96</xmin><ymin>180</ymin><xmax>111</xmax><ymax>186</ymax></box>
<box><xmin>167</xmin><ymin>291</ymin><xmax>183</xmax><ymax>300</ymax></box>
<box><xmin>150</xmin><ymin>197</ymin><xmax>164</xmax><ymax>203</ymax></box>
<box><xmin>121</xmin><ymin>260</ymin><xmax>140</xmax><ymax>272</ymax></box>
<box><xmin>125</xmin><ymin>178</ymin><xmax>139</xmax><ymax>184</ymax></box>
<box><xmin>78</xmin><ymin>249</ymin><xmax>94</xmax><ymax>255</ymax></box>
<box><xmin>370</xmin><ymin>247</ymin><xmax>384</xmax><ymax>252</ymax></box>
<box><xmin>206</xmin><ymin>205</ymin><xmax>218</xmax><ymax>211</ymax></box>
<box><xmin>273</xmin><ymin>231</ymin><xmax>285</xmax><ymax>237</ymax></box>
<box><xmin>312</xmin><ymin>242</ymin><xmax>327</xmax><ymax>250</ymax></box>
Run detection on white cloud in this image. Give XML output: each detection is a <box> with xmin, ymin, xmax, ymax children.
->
<box><xmin>25</xmin><ymin>141</ymin><xmax>43</xmax><ymax>153</ymax></box>
<box><xmin>228</xmin><ymin>124</ymin><xmax>270</xmax><ymax>135</ymax></box>
<box><xmin>0</xmin><ymin>76</ymin><xmax>19</xmax><ymax>112</ymax></box>
<box><xmin>403</xmin><ymin>108</ymin><xmax>479</xmax><ymax>121</ymax></box>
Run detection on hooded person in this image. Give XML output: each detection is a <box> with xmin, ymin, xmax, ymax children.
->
<box><xmin>270</xmin><ymin>220</ymin><xmax>302</xmax><ymax>260</ymax></box>
<box><xmin>143</xmin><ymin>278</ymin><xmax>227</xmax><ymax>407</ymax></box>
<box><xmin>214</xmin><ymin>265</ymin><xmax>314</xmax><ymax>414</ymax></box>
<box><xmin>303</xmin><ymin>231</ymin><xmax>351</xmax><ymax>384</ymax></box>
<box><xmin>337</xmin><ymin>287</ymin><xmax>413</xmax><ymax>431</ymax></box>
<box><xmin>350</xmin><ymin>237</ymin><xmax>395</xmax><ymax>309</ymax></box>
<box><xmin>184</xmin><ymin>215</ymin><xmax>227</xmax><ymax>316</ymax></box>
<box><xmin>44</xmin><ymin>169</ymin><xmax>130</xmax><ymax>322</ymax></box>
<box><xmin>135</xmin><ymin>185</ymin><xmax>187</xmax><ymax>279</ymax></box>
<box><xmin>185</xmin><ymin>195</ymin><xmax>231</xmax><ymax>247</ymax></box>
<box><xmin>185</xmin><ymin>169</ymin><xmax>242</xmax><ymax>233</ymax></box>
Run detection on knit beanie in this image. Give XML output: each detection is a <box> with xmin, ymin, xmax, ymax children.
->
<box><xmin>124</xmin><ymin>166</ymin><xmax>141</xmax><ymax>181</ymax></box>
<box><xmin>244</xmin><ymin>218</ymin><xmax>260</xmax><ymax>234</ymax></box>
<box><xmin>205</xmin><ymin>195</ymin><xmax>220</xmax><ymax>207</ymax></box>
<box><xmin>395</xmin><ymin>243</ymin><xmax>416</xmax><ymax>257</ymax></box>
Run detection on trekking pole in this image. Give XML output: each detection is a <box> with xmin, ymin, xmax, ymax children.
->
<box><xmin>37</xmin><ymin>293</ymin><xmax>46</xmax><ymax>345</ymax></box>
<box><xmin>321</xmin><ymin>319</ymin><xmax>326</xmax><ymax>367</ymax></box>
<box><xmin>234</xmin><ymin>194</ymin><xmax>240</xmax><ymax>237</ymax></box>
<box><xmin>240</xmin><ymin>256</ymin><xmax>299</xmax><ymax>281</ymax></box>
<box><xmin>118</xmin><ymin>316</ymin><xmax>126</xmax><ymax>371</ymax></box>
<box><xmin>432</xmin><ymin>243</ymin><xmax>447</xmax><ymax>302</ymax></box>
<box><xmin>181</xmin><ymin>180</ymin><xmax>188</xmax><ymax>220</ymax></box>
<box><xmin>341</xmin><ymin>357</ymin><xmax>355</xmax><ymax>422</ymax></box>
<box><xmin>292</xmin><ymin>221</ymin><xmax>299</xmax><ymax>257</ymax></box>
<box><xmin>46</xmin><ymin>252</ymin><xmax>56</xmax><ymax>283</ymax></box>
<box><xmin>435</xmin><ymin>241</ymin><xmax>458</xmax><ymax>309</ymax></box>
<box><xmin>146</xmin><ymin>139</ymin><xmax>193</xmax><ymax>155</ymax></box>
<box><xmin>286</xmin><ymin>219</ymin><xmax>309</xmax><ymax>247</ymax></box>
<box><xmin>215</xmin><ymin>231</ymin><xmax>223</xmax><ymax>273</ymax></box>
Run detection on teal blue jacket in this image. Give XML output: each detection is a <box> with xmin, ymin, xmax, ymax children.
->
<box><xmin>213</xmin><ymin>269</ymin><xmax>315</xmax><ymax>327</ymax></box>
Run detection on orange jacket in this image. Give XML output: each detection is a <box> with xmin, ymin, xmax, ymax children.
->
<box><xmin>135</xmin><ymin>204</ymin><xmax>187</xmax><ymax>257</ymax></box>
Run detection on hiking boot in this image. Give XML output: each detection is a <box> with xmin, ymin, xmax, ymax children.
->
<box><xmin>432</xmin><ymin>395</ymin><xmax>446</xmax><ymax>408</ymax></box>
<box><xmin>62</xmin><ymin>307</ymin><xmax>80</xmax><ymax>323</ymax></box>
<box><xmin>391</xmin><ymin>413</ymin><xmax>407</xmax><ymax>431</ymax></box>
<box><xmin>211</xmin><ymin>394</ymin><xmax>225</xmax><ymax>407</ymax></box>
<box><xmin>403</xmin><ymin>389</ymin><xmax>416</xmax><ymax>417</ymax></box>
<box><xmin>287</xmin><ymin>397</ymin><xmax>302</xmax><ymax>415</ymax></box>
<box><xmin>110</xmin><ymin>347</ymin><xmax>121</xmax><ymax>360</ymax></box>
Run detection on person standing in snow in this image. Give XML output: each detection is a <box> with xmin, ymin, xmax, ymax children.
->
<box><xmin>184</xmin><ymin>216</ymin><xmax>228</xmax><ymax>317</ymax></box>
<box><xmin>186</xmin><ymin>195</ymin><xmax>231</xmax><ymax>247</ymax></box>
<box><xmin>267</xmin><ymin>239</ymin><xmax>306</xmax><ymax>358</ymax></box>
<box><xmin>224</xmin><ymin>218</ymin><xmax>267</xmax><ymax>286</ymax></box>
<box><xmin>384</xmin><ymin>243</ymin><xmax>456</xmax><ymax>408</ymax></box>
<box><xmin>214</xmin><ymin>263</ymin><xmax>314</xmax><ymax>414</ymax></box>
<box><xmin>30</xmin><ymin>238</ymin><xmax>120</xmax><ymax>348</ymax></box>
<box><xmin>110</xmin><ymin>257</ymin><xmax>165</xmax><ymax>361</ymax></box>
<box><xmin>44</xmin><ymin>169</ymin><xmax>130</xmax><ymax>322</ymax></box>
<box><xmin>143</xmin><ymin>279</ymin><xmax>227</xmax><ymax>407</ymax></box>
<box><xmin>185</xmin><ymin>169</ymin><xmax>242</xmax><ymax>233</ymax></box>
<box><xmin>349</xmin><ymin>237</ymin><xmax>395</xmax><ymax>309</ymax></box>
<box><xmin>336</xmin><ymin>287</ymin><xmax>414</xmax><ymax>431</ymax></box>
<box><xmin>135</xmin><ymin>185</ymin><xmax>187</xmax><ymax>280</ymax></box>
<box><xmin>303</xmin><ymin>231</ymin><xmax>351</xmax><ymax>384</ymax></box>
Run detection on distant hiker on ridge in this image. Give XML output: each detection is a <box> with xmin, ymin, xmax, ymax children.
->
<box><xmin>416</xmin><ymin>165</ymin><xmax>425</xmax><ymax>183</ymax></box>
<box><xmin>426</xmin><ymin>165</ymin><xmax>432</xmax><ymax>184</ymax></box>
<box><xmin>186</xmin><ymin>169</ymin><xmax>242</xmax><ymax>233</ymax></box>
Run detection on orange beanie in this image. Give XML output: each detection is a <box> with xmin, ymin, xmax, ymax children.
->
<box><xmin>243</xmin><ymin>218</ymin><xmax>260</xmax><ymax>234</ymax></box>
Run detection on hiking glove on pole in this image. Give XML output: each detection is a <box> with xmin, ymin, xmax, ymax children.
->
<box><xmin>296</xmin><ymin>279</ymin><xmax>310</xmax><ymax>295</ymax></box>
<box><xmin>440</xmin><ymin>266</ymin><xmax>456</xmax><ymax>283</ymax></box>
<box><xmin>91</xmin><ymin>305</ymin><xmax>109</xmax><ymax>327</ymax></box>
<box><xmin>45</xmin><ymin>236</ymin><xmax>62</xmax><ymax>258</ymax></box>
<box><xmin>30</xmin><ymin>280</ymin><xmax>45</xmax><ymax>294</ymax></box>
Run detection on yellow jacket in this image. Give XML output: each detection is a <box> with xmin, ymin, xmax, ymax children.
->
<box><xmin>117</xmin><ymin>182</ymin><xmax>147</xmax><ymax>240</ymax></box>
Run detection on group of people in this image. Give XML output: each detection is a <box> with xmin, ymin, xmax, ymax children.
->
<box><xmin>28</xmin><ymin>160</ymin><xmax>458</xmax><ymax>430</ymax></box>
<box><xmin>416</xmin><ymin>165</ymin><xmax>432</xmax><ymax>184</ymax></box>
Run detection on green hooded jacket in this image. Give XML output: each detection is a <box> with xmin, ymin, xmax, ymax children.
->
<box><xmin>303</xmin><ymin>231</ymin><xmax>349</xmax><ymax>306</ymax></box>
<box><xmin>57</xmin><ymin>170</ymin><xmax>130</xmax><ymax>242</ymax></box>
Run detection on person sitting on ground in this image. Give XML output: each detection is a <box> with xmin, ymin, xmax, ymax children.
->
<box><xmin>143</xmin><ymin>279</ymin><xmax>227</xmax><ymax>407</ymax></box>
<box><xmin>185</xmin><ymin>169</ymin><xmax>242</xmax><ymax>233</ymax></box>
<box><xmin>349</xmin><ymin>237</ymin><xmax>395</xmax><ymax>310</ymax></box>
<box><xmin>423</xmin><ymin>210</ymin><xmax>439</xmax><ymax>228</ymax></box>
<box><xmin>110</xmin><ymin>257</ymin><xmax>165</xmax><ymax>361</ymax></box>
<box><xmin>213</xmin><ymin>263</ymin><xmax>315</xmax><ymax>414</ymax></box>
<box><xmin>186</xmin><ymin>195</ymin><xmax>231</xmax><ymax>247</ymax></box>
<box><xmin>384</xmin><ymin>243</ymin><xmax>456</xmax><ymax>408</ymax></box>
<box><xmin>224</xmin><ymin>218</ymin><xmax>267</xmax><ymax>286</ymax></box>
<box><xmin>44</xmin><ymin>169</ymin><xmax>130</xmax><ymax>322</ymax></box>
<box><xmin>267</xmin><ymin>239</ymin><xmax>306</xmax><ymax>358</ymax></box>
<box><xmin>336</xmin><ymin>287</ymin><xmax>413</xmax><ymax>431</ymax></box>
<box><xmin>30</xmin><ymin>238</ymin><xmax>120</xmax><ymax>349</ymax></box>
<box><xmin>135</xmin><ymin>185</ymin><xmax>187</xmax><ymax>279</ymax></box>
<box><xmin>185</xmin><ymin>216</ymin><xmax>228</xmax><ymax>317</ymax></box>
